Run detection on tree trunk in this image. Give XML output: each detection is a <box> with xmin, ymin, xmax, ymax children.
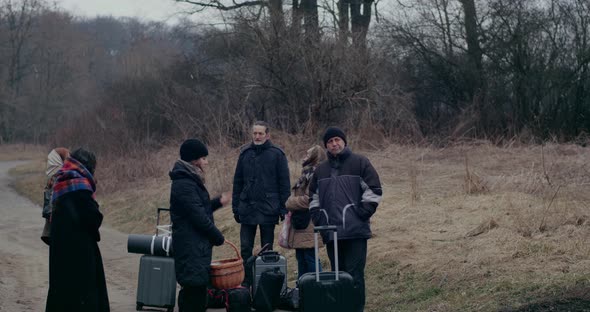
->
<box><xmin>338</xmin><ymin>0</ymin><xmax>349</xmax><ymax>45</ymax></box>
<box><xmin>459</xmin><ymin>0</ymin><xmax>486</xmax><ymax>130</ymax></box>
<box><xmin>350</xmin><ymin>0</ymin><xmax>372</xmax><ymax>49</ymax></box>
<box><xmin>460</xmin><ymin>0</ymin><xmax>483</xmax><ymax>94</ymax></box>
<box><xmin>302</xmin><ymin>0</ymin><xmax>319</xmax><ymax>43</ymax></box>
<box><xmin>269</xmin><ymin>0</ymin><xmax>284</xmax><ymax>33</ymax></box>
<box><xmin>291</xmin><ymin>0</ymin><xmax>302</xmax><ymax>37</ymax></box>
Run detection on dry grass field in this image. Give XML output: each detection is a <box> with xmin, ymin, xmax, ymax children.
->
<box><xmin>5</xmin><ymin>141</ymin><xmax>590</xmax><ymax>311</ymax></box>
<box><xmin>0</xmin><ymin>144</ymin><xmax>45</xmax><ymax>161</ymax></box>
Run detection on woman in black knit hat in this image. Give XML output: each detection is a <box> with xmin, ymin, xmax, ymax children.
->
<box><xmin>169</xmin><ymin>139</ymin><xmax>231</xmax><ymax>312</ymax></box>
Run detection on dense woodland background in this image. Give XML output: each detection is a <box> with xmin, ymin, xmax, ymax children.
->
<box><xmin>1</xmin><ymin>0</ymin><xmax>589</xmax><ymax>152</ymax></box>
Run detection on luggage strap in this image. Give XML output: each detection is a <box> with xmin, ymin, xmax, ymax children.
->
<box><xmin>150</xmin><ymin>235</ymin><xmax>172</xmax><ymax>257</ymax></box>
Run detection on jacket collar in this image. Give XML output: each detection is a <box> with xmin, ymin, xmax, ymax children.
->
<box><xmin>169</xmin><ymin>159</ymin><xmax>205</xmax><ymax>186</ymax></box>
<box><xmin>251</xmin><ymin>140</ymin><xmax>272</xmax><ymax>153</ymax></box>
<box><xmin>327</xmin><ymin>147</ymin><xmax>351</xmax><ymax>169</ymax></box>
<box><xmin>327</xmin><ymin>146</ymin><xmax>351</xmax><ymax>161</ymax></box>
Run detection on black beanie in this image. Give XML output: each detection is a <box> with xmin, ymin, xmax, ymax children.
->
<box><xmin>323</xmin><ymin>127</ymin><xmax>347</xmax><ymax>147</ymax></box>
<box><xmin>180</xmin><ymin>139</ymin><xmax>208</xmax><ymax>162</ymax></box>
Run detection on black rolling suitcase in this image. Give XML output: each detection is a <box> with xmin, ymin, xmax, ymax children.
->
<box><xmin>298</xmin><ymin>225</ymin><xmax>355</xmax><ymax>312</ymax></box>
<box><xmin>135</xmin><ymin>208</ymin><xmax>176</xmax><ymax>312</ymax></box>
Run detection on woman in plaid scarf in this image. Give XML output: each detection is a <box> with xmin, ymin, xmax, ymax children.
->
<box><xmin>45</xmin><ymin>148</ymin><xmax>109</xmax><ymax>312</ymax></box>
<box><xmin>285</xmin><ymin>145</ymin><xmax>326</xmax><ymax>278</ymax></box>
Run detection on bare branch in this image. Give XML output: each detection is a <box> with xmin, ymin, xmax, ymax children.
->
<box><xmin>175</xmin><ymin>0</ymin><xmax>267</xmax><ymax>11</ymax></box>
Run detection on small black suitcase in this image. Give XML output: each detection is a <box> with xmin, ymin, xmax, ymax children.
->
<box><xmin>298</xmin><ymin>225</ymin><xmax>355</xmax><ymax>312</ymax></box>
<box><xmin>252</xmin><ymin>267</ymin><xmax>285</xmax><ymax>311</ymax></box>
<box><xmin>225</xmin><ymin>286</ymin><xmax>252</xmax><ymax>312</ymax></box>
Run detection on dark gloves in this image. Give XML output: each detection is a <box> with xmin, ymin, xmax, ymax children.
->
<box><xmin>234</xmin><ymin>214</ymin><xmax>241</xmax><ymax>224</ymax></box>
<box><xmin>212</xmin><ymin>235</ymin><xmax>225</xmax><ymax>246</ymax></box>
<box><xmin>279</xmin><ymin>214</ymin><xmax>285</xmax><ymax>222</ymax></box>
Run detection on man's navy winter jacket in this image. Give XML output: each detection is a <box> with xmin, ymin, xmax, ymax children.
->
<box><xmin>309</xmin><ymin>147</ymin><xmax>382</xmax><ymax>241</ymax></box>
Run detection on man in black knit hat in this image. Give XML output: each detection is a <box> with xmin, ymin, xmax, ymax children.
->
<box><xmin>170</xmin><ymin>139</ymin><xmax>230</xmax><ymax>312</ymax></box>
<box><xmin>309</xmin><ymin>126</ymin><xmax>382</xmax><ymax>312</ymax></box>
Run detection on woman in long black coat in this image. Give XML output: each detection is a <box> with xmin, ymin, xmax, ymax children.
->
<box><xmin>170</xmin><ymin>139</ymin><xmax>229</xmax><ymax>312</ymax></box>
<box><xmin>45</xmin><ymin>148</ymin><xmax>109</xmax><ymax>312</ymax></box>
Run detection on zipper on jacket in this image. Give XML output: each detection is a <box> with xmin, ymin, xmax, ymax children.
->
<box><xmin>342</xmin><ymin>203</ymin><xmax>355</xmax><ymax>229</ymax></box>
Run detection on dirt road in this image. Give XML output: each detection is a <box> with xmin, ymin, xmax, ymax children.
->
<box><xmin>0</xmin><ymin>160</ymin><xmax>144</xmax><ymax>311</ymax></box>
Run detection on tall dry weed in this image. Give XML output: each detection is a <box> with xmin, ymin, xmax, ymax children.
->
<box><xmin>463</xmin><ymin>154</ymin><xmax>488</xmax><ymax>194</ymax></box>
<box><xmin>538</xmin><ymin>186</ymin><xmax>561</xmax><ymax>232</ymax></box>
<box><xmin>96</xmin><ymin>145</ymin><xmax>177</xmax><ymax>195</ymax></box>
<box><xmin>509</xmin><ymin>197</ymin><xmax>536</xmax><ymax>238</ymax></box>
<box><xmin>410</xmin><ymin>164</ymin><xmax>420</xmax><ymax>205</ymax></box>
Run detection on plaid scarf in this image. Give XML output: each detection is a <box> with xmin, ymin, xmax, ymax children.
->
<box><xmin>52</xmin><ymin>157</ymin><xmax>96</xmax><ymax>203</ymax></box>
<box><xmin>293</xmin><ymin>165</ymin><xmax>315</xmax><ymax>191</ymax></box>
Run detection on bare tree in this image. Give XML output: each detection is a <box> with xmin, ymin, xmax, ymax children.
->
<box><xmin>337</xmin><ymin>0</ymin><xmax>373</xmax><ymax>47</ymax></box>
<box><xmin>0</xmin><ymin>0</ymin><xmax>41</xmax><ymax>141</ymax></box>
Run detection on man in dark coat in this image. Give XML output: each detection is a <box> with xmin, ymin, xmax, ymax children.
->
<box><xmin>170</xmin><ymin>139</ymin><xmax>228</xmax><ymax>312</ymax></box>
<box><xmin>45</xmin><ymin>148</ymin><xmax>109</xmax><ymax>312</ymax></box>
<box><xmin>309</xmin><ymin>127</ymin><xmax>383</xmax><ymax>312</ymax></box>
<box><xmin>232</xmin><ymin>121</ymin><xmax>290</xmax><ymax>285</ymax></box>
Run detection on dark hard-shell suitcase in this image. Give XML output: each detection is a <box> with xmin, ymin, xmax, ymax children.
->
<box><xmin>298</xmin><ymin>225</ymin><xmax>355</xmax><ymax>312</ymax></box>
<box><xmin>136</xmin><ymin>255</ymin><xmax>176</xmax><ymax>311</ymax></box>
<box><xmin>136</xmin><ymin>209</ymin><xmax>176</xmax><ymax>311</ymax></box>
<box><xmin>253</xmin><ymin>250</ymin><xmax>287</xmax><ymax>296</ymax></box>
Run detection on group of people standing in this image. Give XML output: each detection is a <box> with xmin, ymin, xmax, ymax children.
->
<box><xmin>40</xmin><ymin>121</ymin><xmax>382</xmax><ymax>312</ymax></box>
<box><xmin>171</xmin><ymin>121</ymin><xmax>382</xmax><ymax>312</ymax></box>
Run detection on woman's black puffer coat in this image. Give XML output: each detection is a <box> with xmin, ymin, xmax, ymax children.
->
<box><xmin>169</xmin><ymin>161</ymin><xmax>225</xmax><ymax>287</ymax></box>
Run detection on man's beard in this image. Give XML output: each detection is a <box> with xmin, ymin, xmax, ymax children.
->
<box><xmin>329</xmin><ymin>146</ymin><xmax>344</xmax><ymax>155</ymax></box>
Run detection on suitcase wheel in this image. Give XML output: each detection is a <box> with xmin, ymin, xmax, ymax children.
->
<box><xmin>166</xmin><ymin>308</ymin><xmax>174</xmax><ymax>312</ymax></box>
<box><xmin>136</xmin><ymin>303</ymin><xmax>143</xmax><ymax>311</ymax></box>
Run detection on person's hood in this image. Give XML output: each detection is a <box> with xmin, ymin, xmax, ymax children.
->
<box><xmin>302</xmin><ymin>145</ymin><xmax>326</xmax><ymax>168</ymax></box>
<box><xmin>46</xmin><ymin>149</ymin><xmax>64</xmax><ymax>177</ymax></box>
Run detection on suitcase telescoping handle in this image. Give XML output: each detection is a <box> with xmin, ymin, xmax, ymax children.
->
<box><xmin>313</xmin><ymin>225</ymin><xmax>339</xmax><ymax>282</ymax></box>
<box><xmin>156</xmin><ymin>208</ymin><xmax>170</xmax><ymax>235</ymax></box>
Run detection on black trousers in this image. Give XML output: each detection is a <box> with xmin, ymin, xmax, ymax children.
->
<box><xmin>326</xmin><ymin>238</ymin><xmax>368</xmax><ymax>312</ymax></box>
<box><xmin>240</xmin><ymin>223</ymin><xmax>276</xmax><ymax>285</ymax></box>
<box><xmin>178</xmin><ymin>285</ymin><xmax>207</xmax><ymax>312</ymax></box>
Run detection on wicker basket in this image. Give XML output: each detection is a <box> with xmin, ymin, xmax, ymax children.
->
<box><xmin>210</xmin><ymin>240</ymin><xmax>244</xmax><ymax>289</ymax></box>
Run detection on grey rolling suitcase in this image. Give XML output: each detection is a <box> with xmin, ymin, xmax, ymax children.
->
<box><xmin>136</xmin><ymin>208</ymin><xmax>176</xmax><ymax>312</ymax></box>
<box><xmin>253</xmin><ymin>250</ymin><xmax>288</xmax><ymax>296</ymax></box>
<box><xmin>136</xmin><ymin>255</ymin><xmax>176</xmax><ymax>311</ymax></box>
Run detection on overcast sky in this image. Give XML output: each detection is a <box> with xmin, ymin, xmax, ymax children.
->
<box><xmin>53</xmin><ymin>0</ymin><xmax>219</xmax><ymax>24</ymax></box>
<box><xmin>53</xmin><ymin>1</ymin><xmax>395</xmax><ymax>24</ymax></box>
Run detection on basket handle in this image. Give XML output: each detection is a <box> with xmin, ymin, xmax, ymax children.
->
<box><xmin>222</xmin><ymin>239</ymin><xmax>241</xmax><ymax>260</ymax></box>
